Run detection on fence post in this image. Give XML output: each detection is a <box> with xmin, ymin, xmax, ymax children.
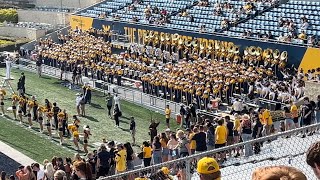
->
<box><xmin>185</xmin><ymin>158</ymin><xmax>191</xmax><ymax>180</ymax></box>
<box><xmin>140</xmin><ymin>92</ymin><xmax>143</xmax><ymax>105</ymax></box>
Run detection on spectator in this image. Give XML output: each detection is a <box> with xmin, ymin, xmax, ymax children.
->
<box><xmin>176</xmin><ymin>130</ymin><xmax>191</xmax><ymax>157</ymax></box>
<box><xmin>307</xmin><ymin>141</ymin><xmax>320</xmax><ymax>179</ymax></box>
<box><xmin>97</xmin><ymin>144</ymin><xmax>110</xmax><ymax>178</ymax></box>
<box><xmin>232</xmin><ymin>99</ymin><xmax>243</xmax><ymax>114</ymax></box>
<box><xmin>193</xmin><ymin>125</ymin><xmax>207</xmax><ymax>154</ymax></box>
<box><xmin>142</xmin><ymin>141</ymin><xmax>152</xmax><ymax>167</ymax></box>
<box><xmin>124</xmin><ymin>142</ymin><xmax>135</xmax><ymax>171</ymax></box>
<box><xmin>197</xmin><ymin>157</ymin><xmax>221</xmax><ymax>180</ymax></box>
<box><xmin>107</xmin><ymin>141</ymin><xmax>116</xmax><ymax>175</ymax></box>
<box><xmin>152</xmin><ymin>136</ymin><xmax>162</xmax><ymax>165</ymax></box>
<box><xmin>114</xmin><ymin>94</ymin><xmax>120</xmax><ymax>110</ymax></box>
<box><xmin>160</xmin><ymin>133</ymin><xmax>169</xmax><ymax>162</ymax></box>
<box><xmin>205</xmin><ymin>123</ymin><xmax>215</xmax><ymax>151</ymax></box>
<box><xmin>86</xmin><ymin>153</ymin><xmax>96</xmax><ymax>179</ymax></box>
<box><xmin>32</xmin><ymin>163</ymin><xmax>44</xmax><ymax>180</ymax></box>
<box><xmin>225</xmin><ymin>116</ymin><xmax>234</xmax><ymax>155</ymax></box>
<box><xmin>252</xmin><ymin>166</ymin><xmax>307</xmax><ymax>180</ymax></box>
<box><xmin>115</xmin><ymin>143</ymin><xmax>127</xmax><ymax>174</ymax></box>
<box><xmin>301</xmin><ymin>97</ymin><xmax>312</xmax><ymax>137</ymax></box>
<box><xmin>215</xmin><ymin>119</ymin><xmax>227</xmax><ymax>161</ymax></box>
<box><xmin>73</xmin><ymin>161</ymin><xmax>92</xmax><ymax>180</ymax></box>
<box><xmin>44</xmin><ymin>163</ymin><xmax>54</xmax><ymax>180</ymax></box>
<box><xmin>240</xmin><ymin>114</ymin><xmax>253</xmax><ymax>157</ymax></box>
<box><xmin>53</xmin><ymin>170</ymin><xmax>66</xmax><ymax>180</ymax></box>
<box><xmin>316</xmin><ymin>95</ymin><xmax>320</xmax><ymax>123</ymax></box>
<box><xmin>283</xmin><ymin>106</ymin><xmax>293</xmax><ymax>131</ymax></box>
<box><xmin>167</xmin><ymin>133</ymin><xmax>178</xmax><ymax>160</ymax></box>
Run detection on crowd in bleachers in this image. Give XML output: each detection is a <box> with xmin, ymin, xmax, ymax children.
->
<box><xmin>77</xmin><ymin>0</ymin><xmax>320</xmax><ymax>47</ymax></box>
<box><xmin>228</xmin><ymin>1</ymin><xmax>320</xmax><ymax>46</ymax></box>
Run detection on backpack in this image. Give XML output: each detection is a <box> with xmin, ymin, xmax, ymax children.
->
<box><xmin>118</xmin><ymin>111</ymin><xmax>122</xmax><ymax>117</ymax></box>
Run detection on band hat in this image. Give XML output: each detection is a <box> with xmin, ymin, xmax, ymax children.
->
<box><xmin>197</xmin><ymin>157</ymin><xmax>220</xmax><ymax>174</ymax></box>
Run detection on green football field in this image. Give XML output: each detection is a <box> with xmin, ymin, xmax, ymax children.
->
<box><xmin>0</xmin><ymin>68</ymin><xmax>179</xmax><ymax>163</ymax></box>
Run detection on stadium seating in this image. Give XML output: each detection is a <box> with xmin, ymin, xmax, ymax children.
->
<box><xmin>110</xmin><ymin>0</ymin><xmax>194</xmax><ymax>23</ymax></box>
<box><xmin>228</xmin><ymin>0</ymin><xmax>320</xmax><ymax>44</ymax></box>
<box><xmin>80</xmin><ymin>0</ymin><xmax>131</xmax><ymax>18</ymax></box>
<box><xmin>168</xmin><ymin>0</ymin><xmax>273</xmax><ymax>32</ymax></box>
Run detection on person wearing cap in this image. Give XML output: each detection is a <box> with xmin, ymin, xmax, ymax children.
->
<box><xmin>197</xmin><ymin>157</ymin><xmax>221</xmax><ymax>180</ymax></box>
<box><xmin>240</xmin><ymin>114</ymin><xmax>253</xmax><ymax>157</ymax></box>
<box><xmin>115</xmin><ymin>143</ymin><xmax>127</xmax><ymax>174</ymax></box>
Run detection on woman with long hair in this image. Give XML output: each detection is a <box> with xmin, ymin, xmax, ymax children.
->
<box><xmin>83</xmin><ymin>125</ymin><xmax>91</xmax><ymax>153</ymax></box>
<box><xmin>160</xmin><ymin>133</ymin><xmax>169</xmax><ymax>162</ymax></box>
<box><xmin>46</xmin><ymin>111</ymin><xmax>53</xmax><ymax>139</ymax></box>
<box><xmin>113</xmin><ymin>104</ymin><xmax>120</xmax><ymax>128</ymax></box>
<box><xmin>44</xmin><ymin>163</ymin><xmax>55</xmax><ymax>180</ymax></box>
<box><xmin>38</xmin><ymin>106</ymin><xmax>44</xmax><ymax>133</ymax></box>
<box><xmin>57</xmin><ymin>112</ymin><xmax>65</xmax><ymax>145</ymax></box>
<box><xmin>142</xmin><ymin>141</ymin><xmax>152</xmax><ymax>167</ymax></box>
<box><xmin>167</xmin><ymin>133</ymin><xmax>178</xmax><ymax>160</ymax></box>
<box><xmin>176</xmin><ymin>130</ymin><xmax>191</xmax><ymax>158</ymax></box>
<box><xmin>152</xmin><ymin>136</ymin><xmax>162</xmax><ymax>165</ymax></box>
<box><xmin>239</xmin><ymin>114</ymin><xmax>253</xmax><ymax>157</ymax></box>
<box><xmin>73</xmin><ymin>161</ymin><xmax>93</xmax><ymax>180</ymax></box>
<box><xmin>124</xmin><ymin>142</ymin><xmax>135</xmax><ymax>172</ymax></box>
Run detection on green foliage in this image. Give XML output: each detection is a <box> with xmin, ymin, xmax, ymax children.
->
<box><xmin>0</xmin><ymin>8</ymin><xmax>18</xmax><ymax>23</ymax></box>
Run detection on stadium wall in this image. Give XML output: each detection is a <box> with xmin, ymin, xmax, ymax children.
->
<box><xmin>35</xmin><ymin>0</ymin><xmax>101</xmax><ymax>8</ymax></box>
<box><xmin>0</xmin><ymin>26</ymin><xmax>45</xmax><ymax>39</ymax></box>
<box><xmin>69</xmin><ymin>15</ymin><xmax>318</xmax><ymax>69</ymax></box>
<box><xmin>17</xmin><ymin>9</ymin><xmax>70</xmax><ymax>26</ymax></box>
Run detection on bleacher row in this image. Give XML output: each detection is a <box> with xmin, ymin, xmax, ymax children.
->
<box><xmin>78</xmin><ymin>0</ymin><xmax>320</xmax><ymax>45</ymax></box>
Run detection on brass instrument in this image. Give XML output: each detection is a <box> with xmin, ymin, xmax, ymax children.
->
<box><xmin>160</xmin><ymin>33</ymin><xmax>165</xmax><ymax>42</ymax></box>
<box><xmin>172</xmin><ymin>33</ymin><xmax>179</xmax><ymax>42</ymax></box>
<box><xmin>165</xmin><ymin>33</ymin><xmax>171</xmax><ymax>41</ymax></box>
<box><xmin>255</xmin><ymin>47</ymin><xmax>262</xmax><ymax>56</ymax></box>
<box><xmin>280</xmin><ymin>51</ymin><xmax>288</xmax><ymax>61</ymax></box>
<box><xmin>215</xmin><ymin>40</ymin><xmax>220</xmax><ymax>50</ymax></box>
<box><xmin>233</xmin><ymin>45</ymin><xmax>240</xmax><ymax>54</ymax></box>
<box><xmin>273</xmin><ymin>49</ymin><xmax>280</xmax><ymax>59</ymax></box>
<box><xmin>191</xmin><ymin>39</ymin><xmax>198</xmax><ymax>48</ymax></box>
<box><xmin>185</xmin><ymin>40</ymin><xmax>192</xmax><ymax>47</ymax></box>
<box><xmin>200</xmin><ymin>42</ymin><xmax>206</xmax><ymax>50</ymax></box>
<box><xmin>248</xmin><ymin>46</ymin><xmax>256</xmax><ymax>56</ymax></box>
<box><xmin>208</xmin><ymin>41</ymin><xmax>213</xmax><ymax>50</ymax></box>
<box><xmin>263</xmin><ymin>48</ymin><xmax>273</xmax><ymax>59</ymax></box>
<box><xmin>178</xmin><ymin>38</ymin><xmax>184</xmax><ymax>45</ymax></box>
<box><xmin>244</xmin><ymin>47</ymin><xmax>249</xmax><ymax>56</ymax></box>
<box><xmin>278</xmin><ymin>61</ymin><xmax>286</xmax><ymax>69</ymax></box>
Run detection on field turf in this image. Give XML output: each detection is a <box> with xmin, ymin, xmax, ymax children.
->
<box><xmin>0</xmin><ymin>68</ymin><xmax>179</xmax><ymax>162</ymax></box>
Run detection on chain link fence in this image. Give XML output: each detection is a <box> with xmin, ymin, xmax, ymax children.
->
<box><xmin>101</xmin><ymin>123</ymin><xmax>320</xmax><ymax>180</ymax></box>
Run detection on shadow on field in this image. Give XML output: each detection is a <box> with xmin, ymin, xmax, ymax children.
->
<box><xmin>85</xmin><ymin>115</ymin><xmax>99</xmax><ymax>122</ymax></box>
<box><xmin>40</xmin><ymin>76</ymin><xmax>52</xmax><ymax>80</ymax></box>
<box><xmin>90</xmin><ymin>103</ymin><xmax>104</xmax><ymax>109</ymax></box>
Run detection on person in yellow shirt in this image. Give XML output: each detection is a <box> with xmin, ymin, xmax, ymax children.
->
<box><xmin>115</xmin><ymin>143</ymin><xmax>127</xmax><ymax>174</ymax></box>
<box><xmin>197</xmin><ymin>157</ymin><xmax>221</xmax><ymax>180</ymax></box>
<box><xmin>262</xmin><ymin>108</ymin><xmax>273</xmax><ymax>136</ymax></box>
<box><xmin>233</xmin><ymin>113</ymin><xmax>241</xmax><ymax>157</ymax></box>
<box><xmin>165</xmin><ymin>105</ymin><xmax>171</xmax><ymax>128</ymax></box>
<box><xmin>142</xmin><ymin>141</ymin><xmax>152</xmax><ymax>167</ymax></box>
<box><xmin>186</xmin><ymin>128</ymin><xmax>196</xmax><ymax>155</ymax></box>
<box><xmin>290</xmin><ymin>102</ymin><xmax>299</xmax><ymax>128</ymax></box>
<box><xmin>215</xmin><ymin>119</ymin><xmax>227</xmax><ymax>161</ymax></box>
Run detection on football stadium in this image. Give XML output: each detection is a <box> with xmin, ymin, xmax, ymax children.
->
<box><xmin>0</xmin><ymin>0</ymin><xmax>320</xmax><ymax>179</ymax></box>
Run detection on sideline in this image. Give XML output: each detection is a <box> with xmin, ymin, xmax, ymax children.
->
<box><xmin>0</xmin><ymin>140</ymin><xmax>42</xmax><ymax>167</ymax></box>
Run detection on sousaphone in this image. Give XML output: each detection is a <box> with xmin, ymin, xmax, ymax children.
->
<box><xmin>255</xmin><ymin>47</ymin><xmax>262</xmax><ymax>56</ymax></box>
<box><xmin>273</xmin><ymin>49</ymin><xmax>280</xmax><ymax>59</ymax></box>
<box><xmin>280</xmin><ymin>51</ymin><xmax>288</xmax><ymax>61</ymax></box>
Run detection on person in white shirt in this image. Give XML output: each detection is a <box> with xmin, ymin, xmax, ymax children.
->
<box><xmin>114</xmin><ymin>94</ymin><xmax>120</xmax><ymax>110</ymax></box>
<box><xmin>76</xmin><ymin>93</ymin><xmax>84</xmax><ymax>116</ymax></box>
<box><xmin>32</xmin><ymin>163</ymin><xmax>44</xmax><ymax>180</ymax></box>
<box><xmin>232</xmin><ymin>99</ymin><xmax>243</xmax><ymax>114</ymax></box>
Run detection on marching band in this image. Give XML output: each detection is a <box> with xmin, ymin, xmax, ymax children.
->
<box><xmin>36</xmin><ymin>28</ymin><xmax>306</xmax><ymax>109</ymax></box>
